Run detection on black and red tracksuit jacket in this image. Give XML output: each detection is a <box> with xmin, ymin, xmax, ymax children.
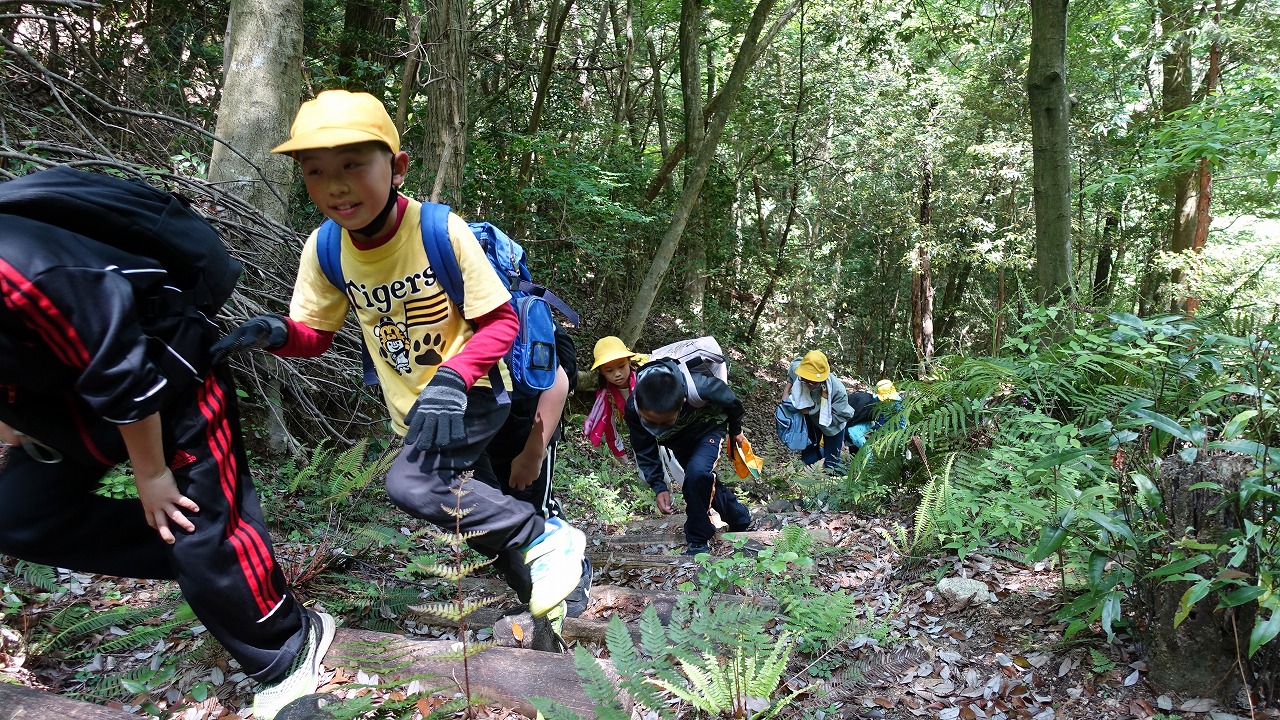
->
<box><xmin>0</xmin><ymin>215</ymin><xmax>215</xmax><ymax>465</ymax></box>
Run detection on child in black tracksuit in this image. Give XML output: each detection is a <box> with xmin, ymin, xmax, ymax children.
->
<box><xmin>624</xmin><ymin>359</ymin><xmax>753</xmax><ymax>555</ymax></box>
<box><xmin>0</xmin><ymin>211</ymin><xmax>329</xmax><ymax>720</ymax></box>
<box><xmin>484</xmin><ymin>328</ymin><xmax>593</xmax><ymax>618</ymax></box>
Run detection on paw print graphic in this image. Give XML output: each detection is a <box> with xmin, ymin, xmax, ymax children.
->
<box><xmin>414</xmin><ymin>332</ymin><xmax>446</xmax><ymax>366</ymax></box>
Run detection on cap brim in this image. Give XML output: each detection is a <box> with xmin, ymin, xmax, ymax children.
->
<box><xmin>591</xmin><ymin>350</ymin><xmax>639</xmax><ymax>371</ymax></box>
<box><xmin>271</xmin><ymin>128</ymin><xmax>393</xmax><ymax>155</ymax></box>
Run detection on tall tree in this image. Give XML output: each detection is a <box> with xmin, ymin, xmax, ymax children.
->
<box><xmin>1160</xmin><ymin>0</ymin><xmax>1196</xmax><ymax>312</ymax></box>
<box><xmin>208</xmin><ymin>0</ymin><xmax>304</xmax><ymax>454</ymax></box>
<box><xmin>335</xmin><ymin>0</ymin><xmax>399</xmax><ymax>92</ymax></box>
<box><xmin>421</xmin><ymin>0</ymin><xmax>468</xmax><ymax>205</ymax></box>
<box><xmin>1027</xmin><ymin>0</ymin><xmax>1074</xmax><ymax>305</ymax></box>
<box><xmin>209</xmin><ymin>0</ymin><xmax>302</xmax><ymax>220</ymax></box>
<box><xmin>912</xmin><ymin>155</ymin><xmax>935</xmax><ymax>376</ymax></box>
<box><xmin>621</xmin><ymin>0</ymin><xmax>779</xmax><ymax>346</ymax></box>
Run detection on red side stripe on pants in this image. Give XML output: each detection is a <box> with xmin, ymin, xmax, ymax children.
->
<box><xmin>0</xmin><ymin>259</ymin><xmax>91</xmax><ymax>368</ymax></box>
<box><xmin>197</xmin><ymin>374</ymin><xmax>282</xmax><ymax>615</ymax></box>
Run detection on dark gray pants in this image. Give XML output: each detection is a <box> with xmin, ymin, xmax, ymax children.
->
<box><xmin>385</xmin><ymin>385</ymin><xmax>544</xmax><ymax>602</ymax></box>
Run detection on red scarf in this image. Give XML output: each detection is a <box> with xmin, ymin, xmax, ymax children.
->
<box><xmin>584</xmin><ymin>373</ymin><xmax>634</xmax><ymax>457</ymax></box>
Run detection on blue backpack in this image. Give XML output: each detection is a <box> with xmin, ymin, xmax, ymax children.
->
<box><xmin>775</xmin><ymin>400</ymin><xmax>809</xmax><ymax>451</ymax></box>
<box><xmin>316</xmin><ymin>202</ymin><xmax>578</xmax><ymax>399</ymax></box>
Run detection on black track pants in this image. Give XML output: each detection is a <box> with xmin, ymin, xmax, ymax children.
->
<box><xmin>0</xmin><ymin>366</ymin><xmax>306</xmax><ymax>683</ymax></box>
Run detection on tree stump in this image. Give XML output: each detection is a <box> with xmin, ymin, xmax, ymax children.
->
<box><xmin>1148</xmin><ymin>452</ymin><xmax>1256</xmax><ymax>704</ymax></box>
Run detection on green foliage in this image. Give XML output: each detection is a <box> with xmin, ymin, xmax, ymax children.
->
<box><xmin>693</xmin><ymin>531</ymin><xmax>815</xmax><ymax>596</ymax></box>
<box><xmin>539</xmin><ymin>594</ymin><xmax>797</xmax><ymax>720</ymax></box>
<box><xmin>94</xmin><ymin>465</ymin><xmax>137</xmax><ymax>500</ymax></box>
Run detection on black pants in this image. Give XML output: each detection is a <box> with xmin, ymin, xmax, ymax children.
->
<box><xmin>0</xmin><ymin>365</ymin><xmax>306</xmax><ymax>683</ymax></box>
<box><xmin>385</xmin><ymin>386</ymin><xmax>546</xmax><ymax>604</ymax></box>
<box><xmin>485</xmin><ymin>394</ymin><xmax>564</xmax><ymax>520</ymax></box>
<box><xmin>662</xmin><ymin>426</ymin><xmax>753</xmax><ymax>545</ymax></box>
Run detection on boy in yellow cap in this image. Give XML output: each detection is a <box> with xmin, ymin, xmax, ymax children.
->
<box><xmin>783</xmin><ymin>350</ymin><xmax>854</xmax><ymax>472</ymax></box>
<box><xmin>213</xmin><ymin>90</ymin><xmax>585</xmax><ymax>666</ymax></box>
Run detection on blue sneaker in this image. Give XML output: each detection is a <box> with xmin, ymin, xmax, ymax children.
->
<box><xmin>523</xmin><ymin>517</ymin><xmax>585</xmax><ymax>617</ymax></box>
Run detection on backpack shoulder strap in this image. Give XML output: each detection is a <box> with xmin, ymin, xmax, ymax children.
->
<box><xmin>420</xmin><ymin>202</ymin><xmax>463</xmax><ymax>308</ymax></box>
<box><xmin>316</xmin><ymin>220</ymin><xmax>382</xmax><ymax>385</ymax></box>
<box><xmin>419</xmin><ymin>203</ymin><xmax>509</xmax><ymax>403</ymax></box>
<box><xmin>316</xmin><ymin>219</ymin><xmax>345</xmax><ymax>289</ymax></box>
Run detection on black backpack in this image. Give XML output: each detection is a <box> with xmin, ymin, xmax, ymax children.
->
<box><xmin>0</xmin><ymin>166</ymin><xmax>241</xmax><ymax>313</ymax></box>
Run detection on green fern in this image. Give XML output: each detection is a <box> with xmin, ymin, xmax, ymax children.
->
<box><xmin>778</xmin><ymin>587</ymin><xmax>861</xmax><ymax>653</ymax></box>
<box><xmin>14</xmin><ymin>560</ymin><xmax>58</xmax><ymax>592</ymax></box>
<box><xmin>647</xmin><ymin>635</ymin><xmax>795</xmax><ymax>719</ymax></box>
<box><xmin>910</xmin><ymin>453</ymin><xmax>955</xmax><ymax>552</ymax></box>
<box><xmin>775</xmin><ymin>524</ymin><xmax>814</xmax><ymax>557</ymax></box>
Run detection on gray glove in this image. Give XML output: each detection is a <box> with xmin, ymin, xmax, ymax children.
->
<box><xmin>211</xmin><ymin>314</ymin><xmax>289</xmax><ymax>364</ymax></box>
<box><xmin>404</xmin><ymin>366</ymin><xmax>468</xmax><ymax>457</ymax></box>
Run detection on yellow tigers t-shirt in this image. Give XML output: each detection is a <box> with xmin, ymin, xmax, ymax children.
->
<box><xmin>289</xmin><ymin>199</ymin><xmax>512</xmax><ymax>435</ymax></box>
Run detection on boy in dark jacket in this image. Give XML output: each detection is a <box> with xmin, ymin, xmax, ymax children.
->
<box><xmin>624</xmin><ymin>359</ymin><xmax>753</xmax><ymax>555</ymax></box>
<box><xmin>0</xmin><ymin>209</ymin><xmax>330</xmax><ymax>719</ymax></box>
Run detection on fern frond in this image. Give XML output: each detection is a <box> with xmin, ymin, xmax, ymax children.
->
<box><xmin>413</xmin><ymin>558</ymin><xmax>496</xmax><ymax>581</ymax></box>
<box><xmin>424</xmin><ymin>639</ymin><xmax>498</xmax><ymax>661</ymax></box>
<box><xmin>570</xmin><ymin>645</ymin><xmax>629</xmax><ymax>715</ymax></box>
<box><xmin>776</xmin><ymin>525</ymin><xmax>813</xmax><ymax>556</ymax></box>
<box><xmin>15</xmin><ymin>561</ymin><xmax>59</xmax><ymax>592</ymax></box>
<box><xmin>411</xmin><ymin>596</ymin><xmax>501</xmax><ymax>622</ymax></box>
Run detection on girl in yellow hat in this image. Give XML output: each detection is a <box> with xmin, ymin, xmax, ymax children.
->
<box><xmin>583</xmin><ymin>337</ymin><xmax>646</xmax><ymax>458</ymax></box>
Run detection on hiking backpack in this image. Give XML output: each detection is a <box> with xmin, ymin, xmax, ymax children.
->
<box><xmin>316</xmin><ymin>203</ymin><xmax>579</xmax><ymax>396</ymax></box>
<box><xmin>776</xmin><ymin>400</ymin><xmax>809</xmax><ymax>451</ymax></box>
<box><xmin>639</xmin><ymin>336</ymin><xmax>730</xmax><ymax>408</ymax></box>
<box><xmin>0</xmin><ymin>166</ymin><xmax>241</xmax><ymax>314</ymax></box>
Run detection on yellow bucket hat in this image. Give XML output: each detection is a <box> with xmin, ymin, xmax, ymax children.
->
<box><xmin>795</xmin><ymin>350</ymin><xmax>830</xmax><ymax>383</ymax></box>
<box><xmin>875</xmin><ymin>379</ymin><xmax>901</xmax><ymax>401</ymax></box>
<box><xmin>591</xmin><ymin>336</ymin><xmax>639</xmax><ymax>371</ymax></box>
<box><xmin>272</xmin><ymin>90</ymin><xmax>400</xmax><ymax>155</ymax></box>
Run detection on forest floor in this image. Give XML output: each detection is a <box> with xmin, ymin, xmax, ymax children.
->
<box><xmin>1</xmin><ymin>382</ymin><xmax>1276</xmax><ymax>719</ymax></box>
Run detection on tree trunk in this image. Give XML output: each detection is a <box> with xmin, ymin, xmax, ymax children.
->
<box><xmin>646</xmin><ymin>31</ymin><xmax>672</xmax><ymax>165</ymax></box>
<box><xmin>639</xmin><ymin>0</ymin><xmax>801</xmax><ymax>206</ymax></box>
<box><xmin>912</xmin><ymin>156</ymin><xmax>935</xmax><ymax>377</ymax></box>
<box><xmin>1161</xmin><ymin>0</ymin><xmax>1195</xmax><ymax>312</ymax></box>
<box><xmin>208</xmin><ymin>0</ymin><xmax>303</xmax><ymax>456</ymax></box>
<box><xmin>335</xmin><ymin>0</ymin><xmax>399</xmax><ymax>93</ymax></box>
<box><xmin>1181</xmin><ymin>0</ymin><xmax>1221</xmax><ymax>315</ymax></box>
<box><xmin>620</xmin><ymin>0</ymin><xmax>778</xmax><ymax>346</ymax></box>
<box><xmin>421</xmin><ymin>0</ymin><xmax>468</xmax><ymax>207</ymax></box>
<box><xmin>517</xmin><ymin>0</ymin><xmax>575</xmax><ymax>189</ymax></box>
<box><xmin>936</xmin><ymin>261</ymin><xmax>971</xmax><ymax>341</ymax></box>
<box><xmin>1027</xmin><ymin>0</ymin><xmax>1074</xmax><ymax>306</ymax></box>
<box><xmin>1092</xmin><ymin>213</ymin><xmax>1118</xmax><ymax>305</ymax></box>
<box><xmin>395</xmin><ymin>0</ymin><xmax>424</xmax><ymax>135</ymax></box>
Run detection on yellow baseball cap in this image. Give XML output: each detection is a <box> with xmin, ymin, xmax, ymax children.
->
<box><xmin>271</xmin><ymin>90</ymin><xmax>400</xmax><ymax>155</ymax></box>
<box><xmin>795</xmin><ymin>350</ymin><xmax>830</xmax><ymax>383</ymax></box>
<box><xmin>875</xmin><ymin>379</ymin><xmax>901</xmax><ymax>401</ymax></box>
<box><xmin>591</xmin><ymin>336</ymin><xmax>640</xmax><ymax>371</ymax></box>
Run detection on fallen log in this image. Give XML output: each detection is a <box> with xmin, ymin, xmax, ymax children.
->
<box><xmin>0</xmin><ymin>683</ymin><xmax>140</xmax><ymax>719</ymax></box>
<box><xmin>326</xmin><ymin>628</ymin><xmax>623</xmax><ymax>718</ymax></box>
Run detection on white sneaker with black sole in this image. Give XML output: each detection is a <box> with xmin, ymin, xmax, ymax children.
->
<box><xmin>252</xmin><ymin>609</ymin><xmax>336</xmax><ymax>720</ymax></box>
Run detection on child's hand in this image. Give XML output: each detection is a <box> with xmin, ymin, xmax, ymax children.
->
<box><xmin>405</xmin><ymin>367</ymin><xmax>469</xmax><ymax>457</ymax></box>
<box><xmin>135</xmin><ymin>468</ymin><xmax>199</xmax><ymax>544</ymax></box>
<box><xmin>210</xmin><ymin>314</ymin><xmax>289</xmax><ymax>364</ymax></box>
<box><xmin>655</xmin><ymin>490</ymin><xmax>674</xmax><ymax>515</ymax></box>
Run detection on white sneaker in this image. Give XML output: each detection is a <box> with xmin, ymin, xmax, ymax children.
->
<box><xmin>252</xmin><ymin>610</ymin><xmax>336</xmax><ymax>719</ymax></box>
<box><xmin>523</xmin><ymin>517</ymin><xmax>585</xmax><ymax>617</ymax></box>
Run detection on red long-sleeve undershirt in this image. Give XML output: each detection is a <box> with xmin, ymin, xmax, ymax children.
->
<box><xmin>273</xmin><ymin>304</ymin><xmax>517</xmax><ymax>390</ymax></box>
